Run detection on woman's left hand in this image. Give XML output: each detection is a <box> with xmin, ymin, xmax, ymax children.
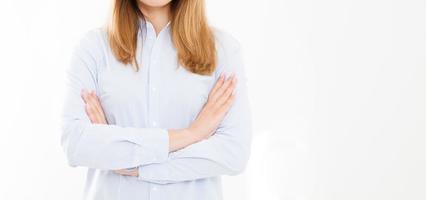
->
<box><xmin>81</xmin><ymin>89</ymin><xmax>139</xmax><ymax>177</ymax></box>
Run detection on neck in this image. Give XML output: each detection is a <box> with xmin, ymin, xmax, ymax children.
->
<box><xmin>138</xmin><ymin>3</ymin><xmax>171</xmax><ymax>35</ymax></box>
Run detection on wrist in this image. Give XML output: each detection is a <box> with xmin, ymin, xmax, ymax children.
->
<box><xmin>184</xmin><ymin>127</ymin><xmax>203</xmax><ymax>143</ymax></box>
<box><xmin>167</xmin><ymin>128</ymin><xmax>202</xmax><ymax>152</ymax></box>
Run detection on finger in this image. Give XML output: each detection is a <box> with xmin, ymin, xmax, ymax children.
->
<box><xmin>86</xmin><ymin>99</ymin><xmax>107</xmax><ymax>124</ymax></box>
<box><xmin>217</xmin><ymin>92</ymin><xmax>236</xmax><ymax>115</ymax></box>
<box><xmin>216</xmin><ymin>76</ymin><xmax>237</xmax><ymax>107</ymax></box>
<box><xmin>86</xmin><ymin>91</ymin><xmax>102</xmax><ymax>113</ymax></box>
<box><xmin>81</xmin><ymin>89</ymin><xmax>90</xmax><ymax>103</ymax></box>
<box><xmin>114</xmin><ymin>169</ymin><xmax>138</xmax><ymax>176</ymax></box>
<box><xmin>85</xmin><ymin>98</ymin><xmax>99</xmax><ymax>120</ymax></box>
<box><xmin>85</xmin><ymin>104</ymin><xmax>98</xmax><ymax>123</ymax></box>
<box><xmin>210</xmin><ymin>73</ymin><xmax>235</xmax><ymax>102</ymax></box>
<box><xmin>85</xmin><ymin>100</ymin><xmax>104</xmax><ymax>124</ymax></box>
<box><xmin>209</xmin><ymin>73</ymin><xmax>225</xmax><ymax>97</ymax></box>
<box><xmin>113</xmin><ymin>169</ymin><xmax>130</xmax><ymax>176</ymax></box>
<box><xmin>88</xmin><ymin>91</ymin><xmax>105</xmax><ymax>117</ymax></box>
<box><xmin>86</xmin><ymin>91</ymin><xmax>105</xmax><ymax>120</ymax></box>
<box><xmin>215</xmin><ymin>76</ymin><xmax>235</xmax><ymax>106</ymax></box>
<box><xmin>82</xmin><ymin>90</ymin><xmax>104</xmax><ymax>124</ymax></box>
<box><xmin>89</xmin><ymin>92</ymin><xmax>108</xmax><ymax>124</ymax></box>
<box><xmin>90</xmin><ymin>91</ymin><xmax>102</xmax><ymax>106</ymax></box>
<box><xmin>82</xmin><ymin>90</ymin><xmax>99</xmax><ymax>113</ymax></box>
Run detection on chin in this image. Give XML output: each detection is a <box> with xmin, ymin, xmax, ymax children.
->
<box><xmin>139</xmin><ymin>0</ymin><xmax>173</xmax><ymax>8</ymax></box>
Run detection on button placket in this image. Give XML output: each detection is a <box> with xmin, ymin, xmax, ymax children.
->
<box><xmin>147</xmin><ymin>30</ymin><xmax>161</xmax><ymax>129</ymax></box>
<box><xmin>149</xmin><ymin>184</ymin><xmax>161</xmax><ymax>200</ymax></box>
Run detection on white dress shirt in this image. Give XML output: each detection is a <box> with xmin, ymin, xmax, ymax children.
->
<box><xmin>61</xmin><ymin>18</ymin><xmax>252</xmax><ymax>200</ymax></box>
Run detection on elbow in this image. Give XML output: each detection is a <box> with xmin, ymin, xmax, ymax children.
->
<box><xmin>227</xmin><ymin>157</ymin><xmax>249</xmax><ymax>176</ymax></box>
<box><xmin>223</xmin><ymin>132</ymin><xmax>252</xmax><ymax>176</ymax></box>
<box><xmin>228</xmin><ymin>163</ymin><xmax>247</xmax><ymax>176</ymax></box>
<box><xmin>227</xmin><ymin>147</ymin><xmax>251</xmax><ymax>176</ymax></box>
<box><xmin>64</xmin><ymin>152</ymin><xmax>78</xmax><ymax>168</ymax></box>
<box><xmin>63</xmin><ymin>143</ymin><xmax>79</xmax><ymax>168</ymax></box>
<box><xmin>61</xmin><ymin>135</ymin><xmax>78</xmax><ymax>168</ymax></box>
<box><xmin>60</xmin><ymin>121</ymin><xmax>80</xmax><ymax>168</ymax></box>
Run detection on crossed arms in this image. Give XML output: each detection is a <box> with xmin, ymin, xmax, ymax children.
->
<box><xmin>60</xmin><ymin>34</ymin><xmax>252</xmax><ymax>184</ymax></box>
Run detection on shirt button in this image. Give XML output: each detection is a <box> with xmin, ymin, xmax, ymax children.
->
<box><xmin>152</xmin><ymin>121</ymin><xmax>157</xmax><ymax>127</ymax></box>
<box><xmin>151</xmin><ymin>87</ymin><xmax>157</xmax><ymax>92</ymax></box>
<box><xmin>151</xmin><ymin>186</ymin><xmax>158</xmax><ymax>191</ymax></box>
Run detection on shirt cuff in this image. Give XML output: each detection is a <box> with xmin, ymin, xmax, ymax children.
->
<box><xmin>132</xmin><ymin>128</ymin><xmax>169</xmax><ymax>166</ymax></box>
<box><xmin>137</xmin><ymin>162</ymin><xmax>171</xmax><ymax>184</ymax></box>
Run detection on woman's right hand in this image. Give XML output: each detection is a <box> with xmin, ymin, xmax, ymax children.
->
<box><xmin>187</xmin><ymin>73</ymin><xmax>237</xmax><ymax>141</ymax></box>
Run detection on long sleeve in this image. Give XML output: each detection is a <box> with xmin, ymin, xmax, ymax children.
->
<box><xmin>60</xmin><ymin>30</ymin><xmax>170</xmax><ymax>170</ymax></box>
<box><xmin>137</xmin><ymin>38</ymin><xmax>253</xmax><ymax>184</ymax></box>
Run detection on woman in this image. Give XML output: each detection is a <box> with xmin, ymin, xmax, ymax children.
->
<box><xmin>60</xmin><ymin>0</ymin><xmax>252</xmax><ymax>199</ymax></box>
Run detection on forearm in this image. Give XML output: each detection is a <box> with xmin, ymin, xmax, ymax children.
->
<box><xmin>137</xmin><ymin>129</ymin><xmax>252</xmax><ymax>184</ymax></box>
<box><xmin>61</xmin><ymin>119</ymin><xmax>169</xmax><ymax>170</ymax></box>
<box><xmin>168</xmin><ymin>129</ymin><xmax>202</xmax><ymax>152</ymax></box>
<box><xmin>135</xmin><ymin>49</ymin><xmax>252</xmax><ymax>183</ymax></box>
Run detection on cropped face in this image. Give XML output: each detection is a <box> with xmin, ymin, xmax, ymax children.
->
<box><xmin>138</xmin><ymin>0</ymin><xmax>173</xmax><ymax>7</ymax></box>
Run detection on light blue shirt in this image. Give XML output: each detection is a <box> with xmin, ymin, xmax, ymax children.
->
<box><xmin>61</xmin><ymin>18</ymin><xmax>252</xmax><ymax>200</ymax></box>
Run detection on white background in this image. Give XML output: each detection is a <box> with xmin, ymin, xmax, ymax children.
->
<box><xmin>0</xmin><ymin>0</ymin><xmax>425</xmax><ymax>199</ymax></box>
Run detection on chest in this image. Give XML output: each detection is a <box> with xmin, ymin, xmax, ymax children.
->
<box><xmin>96</xmin><ymin>57</ymin><xmax>215</xmax><ymax>127</ymax></box>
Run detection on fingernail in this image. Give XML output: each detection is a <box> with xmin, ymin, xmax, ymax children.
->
<box><xmin>81</xmin><ymin>90</ymin><xmax>87</xmax><ymax>97</ymax></box>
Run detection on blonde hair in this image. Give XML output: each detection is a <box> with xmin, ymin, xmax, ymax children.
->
<box><xmin>107</xmin><ymin>0</ymin><xmax>216</xmax><ymax>75</ymax></box>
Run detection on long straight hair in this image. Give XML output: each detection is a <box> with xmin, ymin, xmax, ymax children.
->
<box><xmin>107</xmin><ymin>0</ymin><xmax>216</xmax><ymax>75</ymax></box>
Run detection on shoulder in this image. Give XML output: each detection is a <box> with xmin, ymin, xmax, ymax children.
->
<box><xmin>71</xmin><ymin>27</ymin><xmax>110</xmax><ymax>70</ymax></box>
<box><xmin>212</xmin><ymin>27</ymin><xmax>242</xmax><ymax>55</ymax></box>
<box><xmin>73</xmin><ymin>27</ymin><xmax>108</xmax><ymax>54</ymax></box>
<box><xmin>211</xmin><ymin>27</ymin><xmax>245</xmax><ymax>76</ymax></box>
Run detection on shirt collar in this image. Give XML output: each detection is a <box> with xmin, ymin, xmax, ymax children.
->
<box><xmin>139</xmin><ymin>17</ymin><xmax>171</xmax><ymax>38</ymax></box>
